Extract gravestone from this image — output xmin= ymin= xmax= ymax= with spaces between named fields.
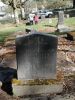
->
xmin=13 ymin=32 xmax=63 ymax=97
xmin=57 ymin=11 xmax=70 ymax=32
xmin=16 ymin=32 xmax=58 ymax=80
xmin=58 ymin=11 xmax=64 ymax=26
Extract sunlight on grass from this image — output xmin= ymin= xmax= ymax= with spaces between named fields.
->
xmin=0 ymin=24 xmax=26 ymax=42
xmin=65 ymin=17 xmax=75 ymax=27
xmin=24 ymin=18 xmax=57 ymax=31
xmin=0 ymin=17 xmax=75 ymax=43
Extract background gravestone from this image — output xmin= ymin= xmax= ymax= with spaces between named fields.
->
xmin=58 ymin=11 xmax=64 ymax=26
xmin=16 ymin=33 xmax=58 ymax=80
xmin=57 ymin=11 xmax=70 ymax=32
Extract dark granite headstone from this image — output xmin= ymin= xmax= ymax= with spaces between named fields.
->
xmin=16 ymin=33 xmax=58 ymax=80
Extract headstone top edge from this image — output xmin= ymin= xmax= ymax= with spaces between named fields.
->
xmin=16 ymin=32 xmax=58 ymax=39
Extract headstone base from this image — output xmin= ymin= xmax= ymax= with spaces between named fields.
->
xmin=12 ymin=69 xmax=64 ymax=96
xmin=12 ymin=84 xmax=63 ymax=97
xmin=57 ymin=25 xmax=71 ymax=32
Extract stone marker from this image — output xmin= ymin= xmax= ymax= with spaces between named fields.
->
xmin=16 ymin=32 xmax=58 ymax=80
xmin=58 ymin=11 xmax=64 ymax=26
xmin=13 ymin=32 xmax=63 ymax=96
xmin=57 ymin=11 xmax=70 ymax=32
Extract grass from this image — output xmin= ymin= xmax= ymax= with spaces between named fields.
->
xmin=0 ymin=17 xmax=75 ymax=43
xmin=0 ymin=24 xmax=25 ymax=43
xmin=26 ymin=18 xmax=57 ymax=30
xmin=65 ymin=17 xmax=75 ymax=27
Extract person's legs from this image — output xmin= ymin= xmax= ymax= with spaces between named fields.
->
xmin=35 ymin=21 xmax=38 ymax=24
xmin=30 ymin=21 xmax=33 ymax=25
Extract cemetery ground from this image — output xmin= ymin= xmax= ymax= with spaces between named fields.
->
xmin=0 ymin=17 xmax=75 ymax=100
xmin=0 ymin=17 xmax=75 ymax=43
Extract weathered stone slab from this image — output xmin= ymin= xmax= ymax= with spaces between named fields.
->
xmin=12 ymin=84 xmax=63 ymax=96
xmin=57 ymin=11 xmax=70 ymax=32
xmin=16 ymin=33 xmax=58 ymax=80
xmin=58 ymin=11 xmax=64 ymax=25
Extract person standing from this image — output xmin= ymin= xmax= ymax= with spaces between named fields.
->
xmin=34 ymin=13 xmax=39 ymax=24
xmin=29 ymin=13 xmax=34 ymax=25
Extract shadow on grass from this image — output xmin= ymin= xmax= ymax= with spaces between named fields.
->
xmin=43 ymin=25 xmax=55 ymax=27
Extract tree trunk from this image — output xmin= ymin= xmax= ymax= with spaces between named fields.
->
xmin=13 ymin=0 xmax=19 ymax=24
xmin=20 ymin=0 xmax=25 ymax=19
xmin=14 ymin=9 xmax=19 ymax=24
xmin=20 ymin=7 xmax=25 ymax=19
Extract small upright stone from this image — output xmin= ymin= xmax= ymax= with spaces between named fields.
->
xmin=57 ymin=11 xmax=70 ymax=32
